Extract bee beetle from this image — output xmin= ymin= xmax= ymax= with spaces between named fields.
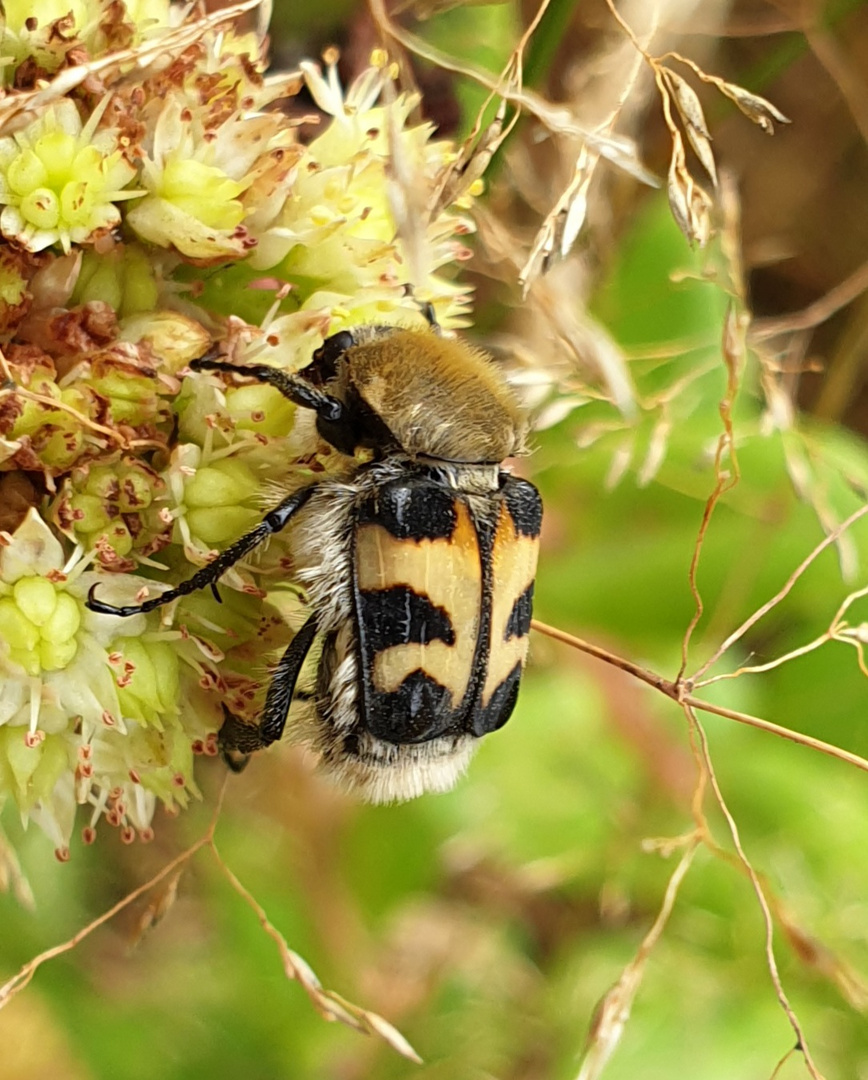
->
xmin=87 ymin=312 xmax=542 ymax=803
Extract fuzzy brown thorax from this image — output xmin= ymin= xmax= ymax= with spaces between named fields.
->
xmin=340 ymin=330 xmax=526 ymax=464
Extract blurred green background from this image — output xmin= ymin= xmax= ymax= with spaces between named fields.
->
xmin=3 ymin=1 xmax=868 ymax=1078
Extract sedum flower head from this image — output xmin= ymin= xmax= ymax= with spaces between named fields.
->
xmin=51 ymin=456 xmax=172 ymax=570
xmin=125 ymin=73 xmax=297 ymax=262
xmin=0 ymin=509 xmax=205 ymax=854
xmin=0 ymin=15 xmax=485 ymax=852
xmin=0 ymin=0 xmax=172 ymax=85
xmin=0 ymin=99 xmax=142 ymax=253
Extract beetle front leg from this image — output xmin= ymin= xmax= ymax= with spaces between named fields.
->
xmin=86 ymin=484 xmax=316 ymax=617
xmin=191 ymin=354 xmax=346 ymax=425
xmin=220 ymin=611 xmax=319 ymax=765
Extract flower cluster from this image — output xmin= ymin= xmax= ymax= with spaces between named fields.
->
xmin=0 ymin=3 xmax=477 ymax=855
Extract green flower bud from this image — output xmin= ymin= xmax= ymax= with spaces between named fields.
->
xmin=2 ymin=726 xmax=41 ymax=795
xmin=20 ymin=188 xmax=61 ymax=229
xmin=102 ymin=521 xmax=134 ymax=557
xmin=118 ymin=469 xmax=153 ymax=512
xmin=115 ymin=638 xmax=181 ymax=726
xmin=84 ymin=469 xmax=119 ymax=500
xmin=0 ymin=727 xmax=69 ymax=808
xmin=74 ymin=245 xmax=160 ymax=318
xmin=0 ymin=575 xmax=81 ymax=674
xmin=38 ymin=131 xmax=78 ymax=186
xmin=225 ymin=383 xmax=296 ymax=436
xmin=41 ymin=592 xmax=82 ymax=644
xmin=8 ymin=648 xmax=39 ymax=676
xmin=119 ymin=311 xmax=211 ymax=375
xmin=134 ymin=727 xmax=197 ymax=804
xmin=184 ymin=460 xmax=255 ymax=508
xmin=51 ymin=458 xmax=171 ymax=565
xmin=180 ymin=457 xmax=261 ymax=544
xmin=91 ymin=367 xmax=149 ymax=406
xmin=0 ymin=262 xmax=26 ymax=305
xmin=0 ymin=248 xmax=31 ymax=333
xmin=74 ymin=251 xmax=123 ymax=312
xmin=120 ymin=246 xmax=160 ymax=315
xmin=0 ymin=597 xmax=40 ymax=651
xmin=69 ymin=492 xmax=113 ymax=533
xmin=31 ymin=733 xmax=69 ymax=802
xmin=186 ymin=505 xmax=259 ymax=545
xmin=13 ymin=576 xmax=57 ymax=626
xmin=39 ymin=636 xmax=78 ymax=672
xmin=84 ymin=355 xmax=169 ymax=431
xmin=4 ymin=361 xmax=62 ymax=438
xmin=40 ymin=422 xmax=85 ymax=471
xmin=7 ymin=149 xmax=49 ymax=193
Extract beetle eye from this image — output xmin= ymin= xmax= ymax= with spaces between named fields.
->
xmin=328 ymin=330 xmax=355 ymax=352
xmin=312 ymin=330 xmax=355 ymax=372
xmin=303 ymin=330 xmax=356 ymax=385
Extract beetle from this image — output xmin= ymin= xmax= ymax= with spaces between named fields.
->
xmin=87 ymin=313 xmax=542 ymax=802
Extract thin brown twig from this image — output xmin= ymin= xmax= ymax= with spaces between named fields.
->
xmin=696 ymin=582 xmax=868 ymax=687
xmin=695 ymin=632 xmax=833 ymax=685
xmin=576 ymin=836 xmax=699 ymax=1080
xmin=532 ymin=619 xmax=674 ymax=694
xmin=690 ymin=503 xmax=868 ymax=682
xmin=682 ymin=696 xmax=868 ymax=773
xmin=602 ymin=0 xmax=653 ymax=60
xmin=531 ymin=620 xmax=868 ymax=774
xmin=0 ymin=779 xmax=420 ymax=1064
xmin=208 ymin=839 xmax=422 ymax=1062
xmin=515 ymin=0 xmax=555 ymax=64
xmin=837 ymin=632 xmax=868 ymax=678
xmin=0 ymin=783 xmax=228 ymax=1008
xmin=768 ymin=1045 xmax=802 ymax=1080
xmin=0 ymin=351 xmax=133 ymax=448
xmin=676 ymin=453 xmax=729 ymax=680
xmin=679 ymin=304 xmax=745 ymax=679
xmin=751 ymin=259 xmax=868 ymax=342
xmin=685 ymin=705 xmax=827 ymax=1080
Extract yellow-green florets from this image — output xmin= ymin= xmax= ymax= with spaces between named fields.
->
xmin=0 ymin=574 xmax=82 ymax=675
xmin=0 ymin=100 xmax=142 ymax=253
xmin=0 ymin=12 xmax=481 ymax=853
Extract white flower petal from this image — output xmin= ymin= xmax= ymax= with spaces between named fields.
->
xmin=0 ymin=508 xmax=65 ymax=582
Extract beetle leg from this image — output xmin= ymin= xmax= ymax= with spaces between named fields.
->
xmin=419 ymin=300 xmax=441 ymax=333
xmin=219 ymin=611 xmax=319 ymax=763
xmin=400 ymin=284 xmax=441 ymax=334
xmin=86 ymin=484 xmax=316 ymax=617
xmin=191 ymin=355 xmax=345 ymax=424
